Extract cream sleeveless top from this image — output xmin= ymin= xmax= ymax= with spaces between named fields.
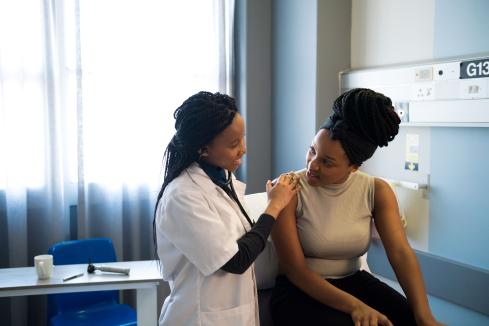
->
xmin=296 ymin=169 xmax=375 ymax=279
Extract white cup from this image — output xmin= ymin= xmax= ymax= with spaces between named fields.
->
xmin=34 ymin=254 xmax=53 ymax=280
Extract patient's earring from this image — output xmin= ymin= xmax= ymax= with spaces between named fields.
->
xmin=350 ymin=165 xmax=359 ymax=173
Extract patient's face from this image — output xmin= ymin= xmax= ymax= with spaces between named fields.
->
xmin=305 ymin=129 xmax=356 ymax=187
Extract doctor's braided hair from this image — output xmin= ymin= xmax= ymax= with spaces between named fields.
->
xmin=320 ymin=88 xmax=400 ymax=166
xmin=153 ymin=91 xmax=238 ymax=260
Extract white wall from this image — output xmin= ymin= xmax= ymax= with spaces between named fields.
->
xmin=351 ymin=0 xmax=435 ymax=68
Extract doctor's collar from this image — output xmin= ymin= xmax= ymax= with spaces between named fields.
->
xmin=198 ymin=161 xmax=231 ymax=187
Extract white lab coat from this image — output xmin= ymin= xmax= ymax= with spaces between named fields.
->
xmin=155 ymin=163 xmax=260 ymax=326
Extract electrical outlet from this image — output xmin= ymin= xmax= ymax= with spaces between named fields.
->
xmin=460 ymin=79 xmax=487 ymax=99
xmin=411 ymin=83 xmax=435 ymax=100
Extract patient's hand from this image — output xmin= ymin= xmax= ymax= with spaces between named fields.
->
xmin=350 ymin=302 xmax=393 ymax=326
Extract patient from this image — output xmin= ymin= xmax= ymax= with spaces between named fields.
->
xmin=271 ymin=89 xmax=444 ymax=326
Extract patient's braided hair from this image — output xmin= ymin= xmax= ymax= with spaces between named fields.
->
xmin=321 ymin=88 xmax=400 ymax=166
xmin=153 ymin=91 xmax=238 ymax=260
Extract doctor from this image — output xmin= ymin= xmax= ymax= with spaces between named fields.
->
xmin=153 ymin=91 xmax=300 ymax=325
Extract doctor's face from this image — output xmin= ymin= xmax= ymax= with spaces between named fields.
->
xmin=305 ymin=129 xmax=356 ymax=187
xmin=204 ymin=113 xmax=246 ymax=172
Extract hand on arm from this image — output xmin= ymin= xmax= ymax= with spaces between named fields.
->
xmin=373 ymin=179 xmax=445 ymax=326
xmin=272 ymin=196 xmax=392 ymax=326
xmin=264 ymin=172 xmax=301 ymax=218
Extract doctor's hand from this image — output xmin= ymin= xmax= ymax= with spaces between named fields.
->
xmin=264 ymin=172 xmax=300 ymax=219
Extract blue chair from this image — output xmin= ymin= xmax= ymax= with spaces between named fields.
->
xmin=48 ymin=238 xmax=137 ymax=326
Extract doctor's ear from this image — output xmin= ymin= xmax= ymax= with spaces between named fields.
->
xmin=198 ymin=147 xmax=209 ymax=159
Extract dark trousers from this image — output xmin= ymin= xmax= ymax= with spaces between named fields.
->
xmin=270 ymin=270 xmax=416 ymax=326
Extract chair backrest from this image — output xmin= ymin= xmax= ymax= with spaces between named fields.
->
xmin=48 ymin=238 xmax=119 ymax=317
xmin=244 ymin=192 xmax=268 ymax=222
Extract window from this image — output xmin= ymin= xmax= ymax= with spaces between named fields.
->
xmin=0 ymin=0 xmax=234 ymax=189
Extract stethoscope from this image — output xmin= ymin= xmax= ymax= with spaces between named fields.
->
xmin=212 ymin=171 xmax=255 ymax=228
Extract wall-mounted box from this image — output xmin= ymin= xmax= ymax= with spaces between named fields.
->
xmin=340 ymin=55 xmax=489 ymax=127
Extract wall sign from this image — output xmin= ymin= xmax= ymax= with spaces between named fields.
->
xmin=404 ymin=134 xmax=419 ymax=171
xmin=460 ymin=57 xmax=489 ymax=79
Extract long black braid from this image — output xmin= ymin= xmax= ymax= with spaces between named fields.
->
xmin=153 ymin=91 xmax=238 ymax=261
xmin=321 ymin=88 xmax=401 ymax=166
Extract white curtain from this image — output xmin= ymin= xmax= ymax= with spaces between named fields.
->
xmin=0 ymin=0 xmax=234 ymax=324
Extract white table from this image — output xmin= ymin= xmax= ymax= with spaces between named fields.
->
xmin=0 ymin=260 xmax=162 ymax=326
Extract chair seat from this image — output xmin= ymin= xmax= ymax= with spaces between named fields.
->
xmin=50 ymin=302 xmax=137 ymax=326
